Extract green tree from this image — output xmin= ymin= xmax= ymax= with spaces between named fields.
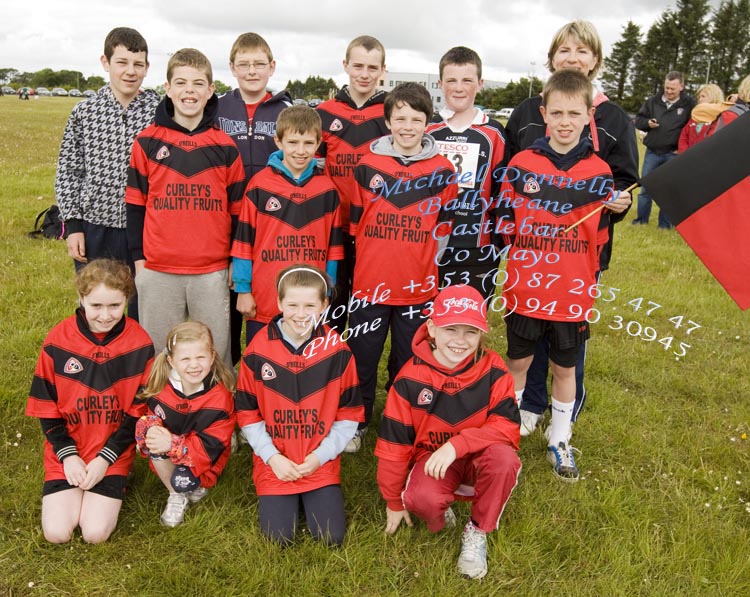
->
xmin=601 ymin=21 xmax=642 ymax=105
xmin=673 ymin=0 xmax=712 ymax=87
xmin=476 ymin=76 xmax=544 ymax=110
xmin=83 ymin=75 xmax=106 ymax=90
xmin=706 ymin=0 xmax=750 ymax=92
xmin=285 ymin=76 xmax=338 ymax=100
xmin=0 ymin=68 xmax=19 ymax=84
xmin=631 ymin=11 xmax=680 ymax=108
xmin=214 ymin=80 xmax=230 ymax=95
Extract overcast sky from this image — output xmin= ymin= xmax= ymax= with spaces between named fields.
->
xmin=1 ymin=0 xmax=721 ymax=90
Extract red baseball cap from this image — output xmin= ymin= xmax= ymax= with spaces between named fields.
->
xmin=428 ymin=285 xmax=488 ymax=332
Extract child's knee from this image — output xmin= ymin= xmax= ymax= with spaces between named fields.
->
xmin=403 ymin=485 xmax=450 ymax=518
xmin=476 ymin=443 xmax=522 ymax=477
xmin=43 ymin=524 xmax=74 ymax=544
xmin=81 ymin=526 xmax=114 ymax=544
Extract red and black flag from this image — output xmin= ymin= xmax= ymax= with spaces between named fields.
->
xmin=640 ymin=113 xmax=750 ymax=309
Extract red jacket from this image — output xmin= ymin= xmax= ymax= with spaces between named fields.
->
xmin=375 ymin=324 xmax=519 ymax=510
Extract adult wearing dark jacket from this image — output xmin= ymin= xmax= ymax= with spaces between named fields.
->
xmin=633 ymin=71 xmax=696 ymax=228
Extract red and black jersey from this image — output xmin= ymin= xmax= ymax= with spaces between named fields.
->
xmin=427 ymin=113 xmax=507 ymax=248
xmin=126 ymin=96 xmax=246 ymax=275
xmin=26 ymin=311 xmax=154 ymax=482
xmin=235 ymin=317 xmax=364 ymax=495
xmin=351 ymin=150 xmax=458 ymax=305
xmin=499 ymin=146 xmax=611 ymax=321
xmin=375 ymin=324 xmax=519 ymax=510
xmin=231 ymin=165 xmax=344 ymax=322
xmin=142 ymin=380 xmax=235 ymax=488
xmin=317 ymin=88 xmax=389 ymax=231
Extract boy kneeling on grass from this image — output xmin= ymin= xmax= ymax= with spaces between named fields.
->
xmin=375 ymin=285 xmax=521 ymax=579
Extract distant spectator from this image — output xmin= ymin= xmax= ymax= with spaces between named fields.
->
xmin=633 ymin=71 xmax=696 ymax=229
xmin=707 ymin=74 xmax=750 ymax=136
xmin=678 ymin=83 xmax=724 ymax=152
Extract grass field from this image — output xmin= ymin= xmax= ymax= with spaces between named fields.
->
xmin=1 ymin=95 xmax=749 ymax=596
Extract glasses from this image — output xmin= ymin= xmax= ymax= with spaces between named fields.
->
xmin=233 ymin=61 xmax=270 ymax=72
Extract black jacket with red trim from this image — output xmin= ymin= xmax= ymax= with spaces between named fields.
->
xmin=375 ymin=323 xmax=519 ymax=510
xmin=235 ymin=317 xmax=364 ymax=495
xmin=26 ymin=310 xmax=154 ymax=481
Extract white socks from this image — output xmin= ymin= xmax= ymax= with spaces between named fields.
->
xmin=548 ymin=397 xmax=574 ymax=446
xmin=515 ymin=389 xmax=524 ymax=408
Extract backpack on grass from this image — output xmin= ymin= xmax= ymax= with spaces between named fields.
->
xmin=28 ymin=205 xmax=64 ymax=240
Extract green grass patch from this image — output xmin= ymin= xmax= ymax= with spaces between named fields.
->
xmin=1 ymin=96 xmax=749 ymax=595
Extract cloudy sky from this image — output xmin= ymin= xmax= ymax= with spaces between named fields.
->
xmin=1 ymin=0 xmax=719 ymax=89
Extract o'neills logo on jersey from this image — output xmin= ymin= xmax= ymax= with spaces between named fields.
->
xmin=63 ymin=357 xmax=83 ymax=374
xmin=261 ymin=363 xmax=277 ymax=380
xmin=418 ymin=388 xmax=433 ymax=405
xmin=330 ymin=118 xmax=343 ymax=132
xmin=156 ymin=146 xmax=170 ymax=160
xmin=265 ymin=197 xmax=282 ymax=211
xmin=369 ymin=174 xmax=384 ymax=190
xmin=523 ymin=179 xmax=540 ymax=194
xmin=441 ymin=297 xmax=480 ymax=312
xmin=154 ymin=404 xmax=166 ymax=420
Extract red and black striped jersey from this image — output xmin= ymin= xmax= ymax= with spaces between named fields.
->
xmin=231 ymin=165 xmax=344 ymax=322
xmin=235 ymin=317 xmax=364 ymax=495
xmin=375 ymin=324 xmax=519 ymax=510
xmin=427 ymin=114 xmax=507 ymax=248
xmin=26 ymin=311 xmax=154 ymax=482
xmin=317 ymin=88 xmax=389 ymax=232
xmin=126 ymin=100 xmax=246 ymax=275
xmin=141 ymin=380 xmax=235 ymax=488
xmin=351 ymin=150 xmax=458 ymax=305
xmin=499 ymin=147 xmax=611 ymax=321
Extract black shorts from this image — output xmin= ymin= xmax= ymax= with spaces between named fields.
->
xmin=42 ymin=475 xmax=128 ymax=500
xmin=505 ymin=313 xmax=589 ymax=368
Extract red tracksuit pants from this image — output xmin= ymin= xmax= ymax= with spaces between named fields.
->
xmin=402 ymin=443 xmax=521 ymax=533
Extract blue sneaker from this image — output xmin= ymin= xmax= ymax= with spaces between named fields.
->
xmin=457 ymin=521 xmax=487 ymax=579
xmin=546 ymin=441 xmax=580 ymax=482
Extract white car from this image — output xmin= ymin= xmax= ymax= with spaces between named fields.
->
xmin=497 ymin=108 xmax=514 ymax=119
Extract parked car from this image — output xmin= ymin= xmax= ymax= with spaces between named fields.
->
xmin=482 ymin=108 xmax=497 ymax=118
xmin=82 ymin=90 xmax=96 ymax=98
xmin=36 ymin=87 xmax=52 ymax=96
xmin=52 ymin=87 xmax=68 ymax=96
xmin=2 ymin=85 xmax=15 ymax=95
xmin=292 ymin=98 xmax=307 ymax=105
xmin=497 ymin=107 xmax=514 ymax=119
xmin=68 ymin=89 xmax=82 ymax=97
xmin=307 ymin=98 xmax=323 ymax=107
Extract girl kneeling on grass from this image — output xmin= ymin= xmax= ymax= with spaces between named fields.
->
xmin=375 ymin=285 xmax=521 ymax=579
xmin=26 ymin=259 xmax=154 ymax=543
xmin=135 ymin=321 xmax=236 ymax=528
xmin=235 ymin=265 xmax=363 ymax=546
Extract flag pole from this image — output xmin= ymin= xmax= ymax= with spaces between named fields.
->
xmin=563 ymin=182 xmax=640 ymax=234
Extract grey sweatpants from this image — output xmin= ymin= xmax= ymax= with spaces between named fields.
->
xmin=136 ymin=268 xmax=232 ymax=368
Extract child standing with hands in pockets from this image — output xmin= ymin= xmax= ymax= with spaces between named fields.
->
xmin=135 ymin=322 xmax=236 ymax=527
xmin=375 ymin=285 xmax=521 ymax=579
xmin=235 ymin=265 xmax=363 ymax=546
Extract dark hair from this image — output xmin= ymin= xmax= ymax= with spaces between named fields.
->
xmin=75 ymin=259 xmax=135 ymax=300
xmin=103 ymin=27 xmax=148 ymax=61
xmin=666 ymin=71 xmax=684 ymax=83
xmin=384 ymin=82 xmax=433 ymax=122
xmin=276 ymin=105 xmax=322 ymax=141
xmin=439 ymin=46 xmax=482 ymax=80
xmin=542 ymin=69 xmax=593 ymax=109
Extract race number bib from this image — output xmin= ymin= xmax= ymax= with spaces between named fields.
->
xmin=435 ymin=141 xmax=480 ymax=189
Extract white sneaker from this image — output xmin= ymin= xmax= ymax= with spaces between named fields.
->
xmin=520 ymin=410 xmax=542 ymax=436
xmin=186 ymin=486 xmax=209 ymax=504
xmin=444 ymin=506 xmax=457 ymax=529
xmin=160 ymin=493 xmax=189 ymax=527
xmin=457 ymin=521 xmax=488 ymax=579
xmin=543 ymin=423 xmax=573 ymax=444
xmin=344 ymin=428 xmax=367 ymax=453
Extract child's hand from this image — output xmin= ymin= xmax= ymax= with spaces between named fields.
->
xmin=79 ymin=455 xmax=109 ymax=490
xmin=385 ymin=508 xmax=413 ymax=535
xmin=603 ymin=190 xmax=632 ymax=214
xmin=296 ymin=454 xmax=321 ymax=476
xmin=268 ymin=454 xmax=302 ymax=482
xmin=424 ymin=442 xmax=457 ymax=480
xmin=62 ymin=455 xmax=87 ymax=487
xmin=236 ymin=293 xmax=257 ymax=318
xmin=145 ymin=425 xmax=172 ymax=454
